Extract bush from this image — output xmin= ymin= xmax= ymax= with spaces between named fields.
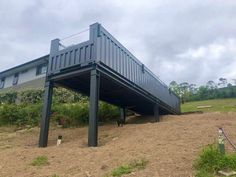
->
xmin=19 ymin=89 xmax=44 ymax=104
xmin=52 ymin=102 xmax=89 ymax=127
xmin=0 ymin=104 xmax=42 ymax=126
xmin=52 ymin=101 xmax=119 ymax=127
xmin=195 ymin=144 xmax=236 ymax=176
xmin=0 ymin=89 xmax=119 ymax=127
xmin=0 ymin=91 xmax=17 ymax=104
xmin=0 ymin=88 xmax=86 ymax=105
xmin=99 ymin=102 xmax=119 ymax=122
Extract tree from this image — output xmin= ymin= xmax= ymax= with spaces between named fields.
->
xmin=189 ymin=84 xmax=197 ymax=94
xmin=207 ymin=80 xmax=217 ymax=89
xmin=169 ymin=81 xmax=181 ymax=96
xmin=179 ymin=82 xmax=190 ymax=104
xmin=227 ymin=83 xmax=233 ymax=87
xmin=218 ymin=78 xmax=227 ymax=88
xmin=232 ymin=79 xmax=236 ymax=86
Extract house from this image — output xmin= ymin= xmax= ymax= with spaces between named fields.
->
xmin=0 ymin=55 xmax=49 ymax=92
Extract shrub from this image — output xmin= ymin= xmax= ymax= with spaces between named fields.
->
xmin=53 ymin=88 xmax=76 ymax=104
xmin=0 ymin=91 xmax=17 ymax=104
xmin=0 ymin=87 xmax=119 ymax=127
xmin=194 ymin=144 xmax=236 ymax=176
xmin=99 ymin=102 xmax=119 ymax=122
xmin=0 ymin=88 xmax=87 ymax=105
xmin=52 ymin=102 xmax=89 ymax=127
xmin=52 ymin=101 xmax=119 ymax=127
xmin=0 ymin=104 xmax=42 ymax=126
xmin=19 ymin=90 xmax=44 ymax=104
xmin=0 ymin=104 xmax=20 ymax=125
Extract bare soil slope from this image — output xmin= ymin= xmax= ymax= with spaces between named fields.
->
xmin=1 ymin=112 xmax=236 ymax=177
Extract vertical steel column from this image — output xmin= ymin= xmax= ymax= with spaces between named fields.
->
xmin=39 ymin=81 xmax=54 ymax=147
xmin=39 ymin=38 xmax=59 ymax=147
xmin=120 ymin=107 xmax=126 ymax=123
xmin=88 ymin=69 xmax=100 ymax=147
xmin=154 ymin=104 xmax=160 ymax=122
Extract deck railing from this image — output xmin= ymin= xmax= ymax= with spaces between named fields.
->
xmin=48 ymin=23 xmax=180 ymax=113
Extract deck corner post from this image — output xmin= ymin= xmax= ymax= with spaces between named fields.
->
xmin=88 ymin=69 xmax=100 ymax=147
xmin=39 ymin=80 xmax=54 ymax=147
xmin=120 ymin=107 xmax=126 ymax=124
xmin=154 ymin=104 xmax=160 ymax=122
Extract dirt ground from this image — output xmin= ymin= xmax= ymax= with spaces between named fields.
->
xmin=1 ymin=112 xmax=236 ymax=177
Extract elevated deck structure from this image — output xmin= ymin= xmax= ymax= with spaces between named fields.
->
xmin=39 ymin=23 xmax=180 ymax=147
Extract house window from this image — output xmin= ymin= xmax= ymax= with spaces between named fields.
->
xmin=12 ymin=73 xmax=19 ymax=85
xmin=0 ymin=78 xmax=5 ymax=89
xmin=21 ymin=69 xmax=28 ymax=74
xmin=36 ymin=64 xmax=47 ymax=75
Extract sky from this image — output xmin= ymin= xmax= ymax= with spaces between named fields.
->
xmin=0 ymin=0 xmax=236 ymax=86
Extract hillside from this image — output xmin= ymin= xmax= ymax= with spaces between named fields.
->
xmin=1 ymin=112 xmax=236 ymax=177
xmin=181 ymin=98 xmax=236 ymax=113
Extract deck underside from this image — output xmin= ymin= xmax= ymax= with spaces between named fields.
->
xmin=52 ymin=64 xmax=174 ymax=115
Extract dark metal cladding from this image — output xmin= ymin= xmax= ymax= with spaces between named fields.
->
xmin=48 ymin=22 xmax=180 ymax=114
xmin=39 ymin=22 xmax=181 ymax=148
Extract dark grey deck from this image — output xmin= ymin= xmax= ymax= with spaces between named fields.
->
xmin=39 ymin=23 xmax=180 ymax=147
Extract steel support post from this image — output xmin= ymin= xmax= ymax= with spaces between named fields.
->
xmin=39 ymin=81 xmax=54 ymax=147
xmin=88 ymin=69 xmax=100 ymax=147
xmin=154 ymin=104 xmax=160 ymax=122
xmin=120 ymin=107 xmax=126 ymax=123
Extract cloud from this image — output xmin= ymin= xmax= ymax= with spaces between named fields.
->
xmin=175 ymin=38 xmax=236 ymax=84
xmin=0 ymin=0 xmax=236 ymax=86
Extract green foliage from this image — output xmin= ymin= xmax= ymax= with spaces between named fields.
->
xmin=0 ymin=88 xmax=85 ymax=105
xmin=53 ymin=88 xmax=77 ymax=103
xmin=19 ymin=89 xmax=44 ymax=104
xmin=0 ymin=104 xmax=42 ymax=126
xmin=194 ymin=145 xmax=236 ymax=176
xmin=99 ymin=102 xmax=119 ymax=122
xmin=0 ymin=91 xmax=17 ymax=104
xmin=31 ymin=155 xmax=49 ymax=166
xmin=0 ymin=88 xmax=119 ymax=127
xmin=52 ymin=101 xmax=119 ymax=127
xmin=111 ymin=165 xmax=133 ymax=177
xmin=109 ymin=159 xmax=148 ymax=177
xmin=195 ymin=170 xmax=213 ymax=177
xmin=52 ymin=102 xmax=89 ymax=127
xmin=169 ymin=80 xmax=236 ymax=103
xmin=51 ymin=175 xmax=60 ymax=177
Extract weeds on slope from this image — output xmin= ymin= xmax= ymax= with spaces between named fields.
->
xmin=105 ymin=159 xmax=148 ymax=177
xmin=31 ymin=155 xmax=49 ymax=166
xmin=194 ymin=144 xmax=236 ymax=177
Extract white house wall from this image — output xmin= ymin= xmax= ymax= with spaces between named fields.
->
xmin=2 ymin=67 xmax=46 ymax=89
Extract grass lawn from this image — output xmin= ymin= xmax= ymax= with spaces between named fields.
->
xmin=181 ymin=98 xmax=236 ymax=113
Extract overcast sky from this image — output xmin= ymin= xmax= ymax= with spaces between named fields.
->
xmin=0 ymin=0 xmax=236 ymax=86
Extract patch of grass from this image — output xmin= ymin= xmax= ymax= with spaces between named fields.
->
xmin=108 ymin=159 xmax=148 ymax=177
xmin=181 ymin=98 xmax=236 ymax=113
xmin=31 ymin=155 xmax=49 ymax=166
xmin=51 ymin=175 xmax=60 ymax=177
xmin=195 ymin=169 xmax=214 ymax=177
xmin=194 ymin=144 xmax=236 ymax=177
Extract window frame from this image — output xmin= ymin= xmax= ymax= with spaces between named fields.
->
xmin=36 ymin=64 xmax=47 ymax=76
xmin=12 ymin=73 xmax=19 ymax=85
xmin=0 ymin=78 xmax=5 ymax=89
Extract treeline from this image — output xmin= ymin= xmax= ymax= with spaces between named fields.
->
xmin=169 ymin=78 xmax=236 ymax=103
